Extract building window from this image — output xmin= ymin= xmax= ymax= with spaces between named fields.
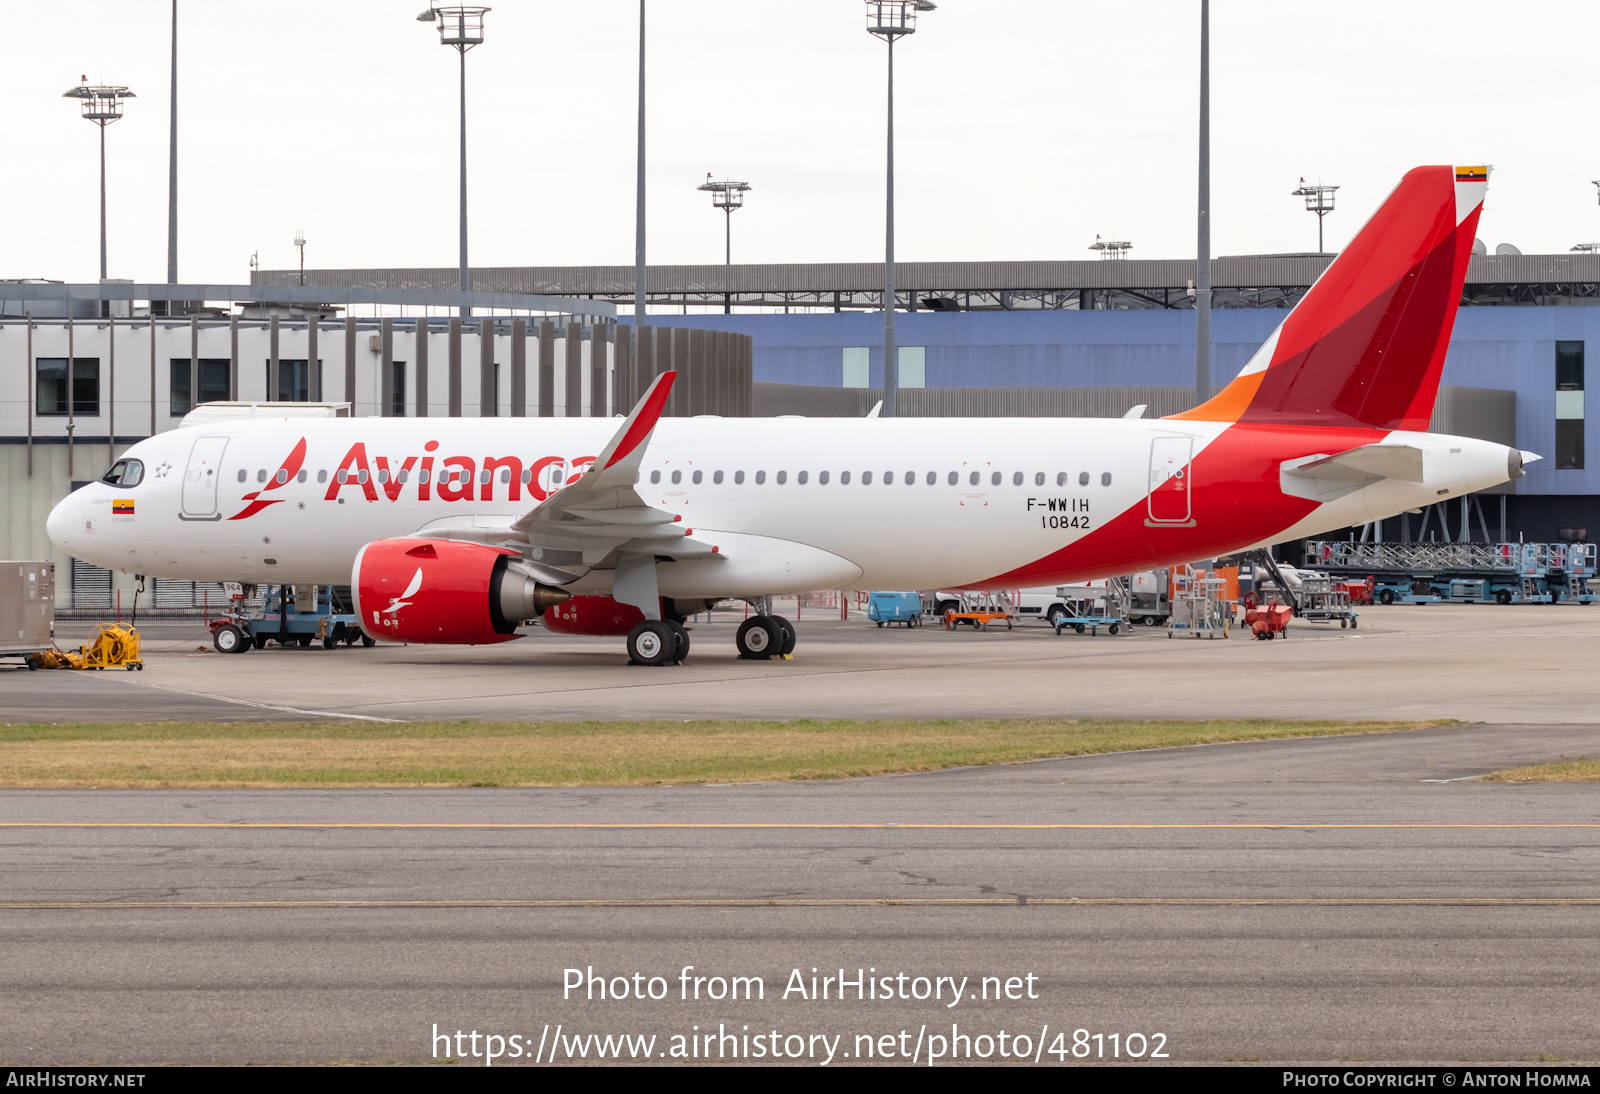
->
xmin=171 ymin=359 xmax=231 ymax=415
xmin=898 ymin=346 xmax=926 ymax=388
xmin=393 ymin=361 xmax=407 ymax=417
xmin=36 ymin=358 xmax=99 ymax=416
xmin=843 ymin=347 xmax=870 ymax=388
xmin=1557 ymin=340 xmax=1584 ymax=470
xmin=267 ymin=359 xmax=311 ymax=402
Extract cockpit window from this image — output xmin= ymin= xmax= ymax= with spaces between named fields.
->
xmin=101 ymin=459 xmax=144 ymax=487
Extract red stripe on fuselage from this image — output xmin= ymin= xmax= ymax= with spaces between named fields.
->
xmin=973 ymin=422 xmax=1387 ymax=587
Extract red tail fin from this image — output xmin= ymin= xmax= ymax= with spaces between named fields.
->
xmin=1172 ymin=165 xmax=1487 ymax=430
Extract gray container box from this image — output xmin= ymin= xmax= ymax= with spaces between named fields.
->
xmin=0 ymin=561 xmax=56 ymax=657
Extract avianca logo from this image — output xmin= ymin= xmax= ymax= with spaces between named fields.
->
xmin=322 ymin=441 xmax=596 ymax=505
xmin=224 ymin=439 xmax=596 ymax=519
xmin=378 ymin=567 xmax=423 ymax=624
xmin=227 ymin=438 xmax=307 ymax=520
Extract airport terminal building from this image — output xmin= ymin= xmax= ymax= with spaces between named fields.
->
xmin=5 ymin=251 xmax=1598 ymax=605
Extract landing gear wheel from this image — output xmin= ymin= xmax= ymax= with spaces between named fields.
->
xmin=768 ymin=615 xmax=797 ymax=656
xmin=736 ymin=616 xmax=780 ymax=660
xmin=627 ymin=620 xmax=675 ymax=666
xmin=214 ymin=623 xmax=247 ymax=654
xmin=1378 ymin=589 xmax=1395 ymax=605
xmin=666 ymin=620 xmax=690 ymax=664
xmin=252 ymin=632 xmax=269 ymax=650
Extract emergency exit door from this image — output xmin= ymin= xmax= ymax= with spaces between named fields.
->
xmin=181 ymin=436 xmax=228 ymax=519
xmin=1147 ymin=436 xmax=1194 ymax=525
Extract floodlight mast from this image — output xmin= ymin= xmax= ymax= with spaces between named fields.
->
xmin=866 ymin=0 xmax=935 ymax=419
xmin=294 ymin=229 xmax=307 ymax=287
xmin=418 ymin=6 xmax=490 ymax=317
xmin=698 ymin=176 xmax=753 ymax=313
xmin=1292 ymin=177 xmax=1340 ymax=254
xmin=62 ymin=78 xmax=135 ymax=281
xmin=1088 ymin=235 xmax=1133 ymax=260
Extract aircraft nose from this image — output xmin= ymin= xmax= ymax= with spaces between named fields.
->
xmin=46 ymin=492 xmax=78 ymax=552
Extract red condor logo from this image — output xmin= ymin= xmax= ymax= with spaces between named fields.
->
xmin=226 ymin=438 xmax=596 ymax=520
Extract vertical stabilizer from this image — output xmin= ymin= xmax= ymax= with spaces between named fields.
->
xmin=1170 ymin=165 xmax=1488 ymax=429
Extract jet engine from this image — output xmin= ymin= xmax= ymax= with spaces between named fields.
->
xmin=352 ymin=538 xmax=570 ymax=645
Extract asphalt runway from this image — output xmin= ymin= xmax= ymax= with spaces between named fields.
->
xmin=5 ymin=725 xmax=1600 ymax=1064
xmin=19 ymin=602 xmax=1600 ymax=723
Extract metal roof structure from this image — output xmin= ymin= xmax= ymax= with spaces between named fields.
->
xmin=253 ymin=254 xmax=1600 ymax=312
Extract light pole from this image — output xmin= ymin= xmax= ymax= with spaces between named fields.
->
xmin=636 ymin=0 xmax=647 ymax=327
xmin=168 ymin=0 xmax=178 ymax=284
xmin=865 ymin=0 xmax=934 ymax=419
xmin=1194 ymin=0 xmax=1211 ymax=405
xmin=698 ymin=175 xmax=752 ymax=314
xmin=418 ymin=5 xmax=490 ymax=317
xmin=294 ymin=229 xmax=307 ymax=287
xmin=62 ymin=78 xmax=135 ymax=282
xmin=1292 ymin=178 xmax=1339 ymax=253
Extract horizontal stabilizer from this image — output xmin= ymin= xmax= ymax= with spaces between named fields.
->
xmin=1280 ymin=444 xmax=1424 ymax=502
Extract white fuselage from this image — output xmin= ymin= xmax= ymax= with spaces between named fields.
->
xmin=47 ymin=415 xmax=1517 ymax=596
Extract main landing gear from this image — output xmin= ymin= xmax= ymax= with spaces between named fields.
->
xmin=735 ymin=614 xmax=795 ymax=660
xmin=626 ymin=619 xmax=690 ymax=666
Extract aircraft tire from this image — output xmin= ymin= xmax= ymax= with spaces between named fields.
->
xmin=628 ymin=620 xmax=675 ymax=666
xmin=666 ymin=620 xmax=690 ymax=664
xmin=736 ymin=616 xmax=780 ymax=660
xmin=768 ymin=615 xmax=797 ymax=656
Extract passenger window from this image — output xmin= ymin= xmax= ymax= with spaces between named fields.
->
xmin=417 ymin=469 xmax=428 ymax=484
xmin=1013 ymin=472 xmax=1023 ymax=486
xmin=479 ymin=469 xmax=491 ymax=484
xmin=257 ymin=469 xmax=268 ymax=483
xmin=357 ymin=469 xmax=369 ymax=484
xmin=296 ymin=470 xmax=307 ymax=483
xmin=1101 ymin=472 xmax=1112 ymax=486
xmin=884 ymin=471 xmax=894 ymax=485
xmin=237 ymin=469 xmax=248 ymax=483
xmin=735 ymin=470 xmax=745 ymax=484
xmin=671 ymin=470 xmax=682 ymax=485
xmin=337 ymin=470 xmax=348 ymax=484
xmin=777 ymin=470 xmax=788 ymax=485
xmin=1057 ymin=472 xmax=1067 ymax=486
xmin=947 ymin=471 xmax=958 ymax=485
xmin=819 ymin=470 xmax=830 ymax=485
xmin=398 ymin=470 xmax=409 ymax=483
xmin=713 ymin=470 xmax=724 ymax=485
xmin=756 ymin=470 xmax=767 ymax=484
xmin=991 ymin=471 xmax=1001 ymax=486
xmin=905 ymin=471 xmax=915 ymax=486
xmin=693 ymin=470 xmax=703 ymax=485
xmin=970 ymin=471 xmax=980 ymax=486
xmin=862 ymin=471 xmax=873 ymax=484
xmin=500 ymin=469 xmax=511 ymax=484
xmin=1079 ymin=472 xmax=1090 ymax=486
xmin=318 ymin=470 xmax=328 ymax=484
xmin=651 ymin=470 xmax=661 ymax=484
xmin=841 ymin=470 xmax=851 ymax=484
xmin=377 ymin=469 xmax=390 ymax=484
xmin=798 ymin=471 xmax=809 ymax=484
xmin=925 ymin=471 xmax=936 ymax=485
xmin=522 ymin=469 xmax=532 ymax=483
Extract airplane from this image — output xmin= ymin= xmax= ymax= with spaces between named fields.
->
xmin=48 ymin=164 xmax=1531 ymax=666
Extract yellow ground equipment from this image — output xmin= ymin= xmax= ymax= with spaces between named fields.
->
xmin=31 ymin=624 xmax=144 ymax=671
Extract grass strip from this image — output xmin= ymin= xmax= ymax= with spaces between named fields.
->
xmin=1485 ymin=758 xmax=1600 ymax=783
xmin=0 ymin=718 xmax=1449 ymax=788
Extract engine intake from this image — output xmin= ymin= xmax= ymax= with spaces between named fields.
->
xmin=352 ymin=538 xmax=570 ymax=645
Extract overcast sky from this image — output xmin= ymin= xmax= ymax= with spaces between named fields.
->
xmin=5 ymin=1 xmax=1599 ymax=287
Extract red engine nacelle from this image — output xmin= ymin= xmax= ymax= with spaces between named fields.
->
xmin=352 ymin=538 xmax=569 ymax=645
xmin=542 ymin=595 xmax=646 ymax=636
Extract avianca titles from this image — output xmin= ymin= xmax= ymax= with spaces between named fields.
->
xmin=48 ymin=165 xmax=1533 ymax=665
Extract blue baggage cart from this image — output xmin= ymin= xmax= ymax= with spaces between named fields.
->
xmin=866 ymin=591 xmax=925 ymax=628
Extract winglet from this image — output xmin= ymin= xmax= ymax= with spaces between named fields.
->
xmin=598 ymin=371 xmax=676 ymax=474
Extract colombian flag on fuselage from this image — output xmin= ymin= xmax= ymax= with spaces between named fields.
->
xmin=112 ymin=499 xmax=134 ymax=515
